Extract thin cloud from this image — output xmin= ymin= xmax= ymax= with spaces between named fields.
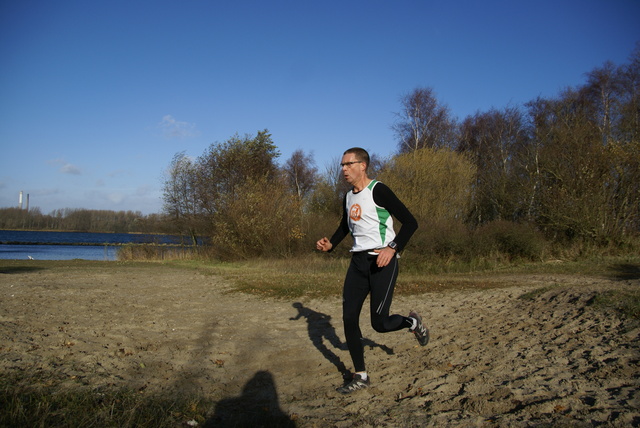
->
xmin=48 ymin=158 xmax=82 ymax=175
xmin=60 ymin=164 xmax=82 ymax=175
xmin=135 ymin=184 xmax=152 ymax=196
xmin=160 ymin=115 xmax=200 ymax=139
xmin=108 ymin=192 xmax=125 ymax=204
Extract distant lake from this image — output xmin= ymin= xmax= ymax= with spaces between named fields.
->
xmin=0 ymin=230 xmax=186 ymax=261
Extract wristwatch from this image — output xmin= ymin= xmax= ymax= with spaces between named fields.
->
xmin=387 ymin=241 xmax=398 ymax=251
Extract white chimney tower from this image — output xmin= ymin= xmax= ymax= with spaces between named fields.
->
xmin=19 ymin=191 xmax=23 ymax=209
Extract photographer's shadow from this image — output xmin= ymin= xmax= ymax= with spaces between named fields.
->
xmin=290 ymin=302 xmax=393 ymax=375
xmin=206 ymin=370 xmax=295 ymax=427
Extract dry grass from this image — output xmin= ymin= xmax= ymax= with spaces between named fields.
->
xmin=0 ymin=370 xmax=210 ymax=428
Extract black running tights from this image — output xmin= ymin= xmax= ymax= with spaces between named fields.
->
xmin=342 ymin=252 xmax=412 ymax=372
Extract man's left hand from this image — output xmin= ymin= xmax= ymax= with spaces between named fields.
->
xmin=374 ymin=247 xmax=396 ymax=267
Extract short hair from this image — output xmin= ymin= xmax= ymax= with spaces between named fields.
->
xmin=344 ymin=147 xmax=370 ymax=170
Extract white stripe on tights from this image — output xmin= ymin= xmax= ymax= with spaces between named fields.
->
xmin=376 ymin=256 xmax=397 ymax=315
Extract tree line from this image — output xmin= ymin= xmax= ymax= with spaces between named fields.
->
xmin=0 ymin=207 xmax=166 ymax=234
xmin=162 ymin=45 xmax=639 ymax=261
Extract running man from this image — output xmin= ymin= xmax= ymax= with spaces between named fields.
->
xmin=316 ymin=147 xmax=429 ymax=395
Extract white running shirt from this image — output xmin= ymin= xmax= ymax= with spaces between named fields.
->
xmin=346 ymin=180 xmax=396 ymax=252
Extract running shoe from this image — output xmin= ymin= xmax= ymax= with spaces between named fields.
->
xmin=409 ymin=310 xmax=429 ymax=346
xmin=336 ymin=373 xmax=370 ymax=394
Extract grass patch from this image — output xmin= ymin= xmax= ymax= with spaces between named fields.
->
xmin=518 ymin=285 xmax=559 ymax=301
xmin=173 ymin=256 xmax=532 ymax=299
xmin=0 ymin=370 xmax=211 ymax=428
xmin=0 ymin=259 xmax=189 ymax=279
xmin=593 ymin=289 xmax=640 ymax=320
xmin=167 ymin=254 xmax=640 ymax=299
xmin=172 ymin=255 xmax=349 ymax=299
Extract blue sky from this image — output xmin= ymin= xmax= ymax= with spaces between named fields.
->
xmin=1 ymin=0 xmax=639 ymax=215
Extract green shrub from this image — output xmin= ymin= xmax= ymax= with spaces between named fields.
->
xmin=473 ymin=220 xmax=546 ymax=261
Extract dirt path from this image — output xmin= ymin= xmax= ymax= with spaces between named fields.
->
xmin=1 ymin=262 xmax=638 ymax=427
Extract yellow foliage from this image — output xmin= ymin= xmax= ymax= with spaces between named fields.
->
xmin=378 ymin=148 xmax=476 ymax=223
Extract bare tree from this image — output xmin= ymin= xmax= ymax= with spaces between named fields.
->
xmin=162 ymin=151 xmax=200 ymax=244
xmin=308 ymin=158 xmax=348 ymax=217
xmin=392 ymin=87 xmax=457 ymax=153
xmin=283 ymin=149 xmax=318 ymax=202
xmin=526 ymin=87 xmax=614 ymax=239
xmin=584 ymin=61 xmax=621 ymax=145
xmin=458 ymin=106 xmax=529 ymax=224
xmin=616 ymin=43 xmax=640 ymax=143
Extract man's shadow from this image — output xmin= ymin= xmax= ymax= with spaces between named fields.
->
xmin=290 ymin=302 xmax=394 ymax=376
xmin=206 ymin=370 xmax=295 ymax=427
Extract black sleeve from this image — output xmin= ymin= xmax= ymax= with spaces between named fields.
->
xmin=373 ymin=182 xmax=418 ymax=252
xmin=328 ymin=194 xmax=350 ymax=251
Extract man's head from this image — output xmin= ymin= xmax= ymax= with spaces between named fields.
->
xmin=343 ymin=147 xmax=370 ymax=171
xmin=341 ymin=147 xmax=370 ymax=187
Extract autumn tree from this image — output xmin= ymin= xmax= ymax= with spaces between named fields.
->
xmin=378 ymin=148 xmax=475 ymax=223
xmin=526 ymin=88 xmax=617 ymax=240
xmin=195 ymin=130 xmax=280 ymax=218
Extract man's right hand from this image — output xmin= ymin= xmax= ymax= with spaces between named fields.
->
xmin=316 ymin=237 xmax=333 ymax=252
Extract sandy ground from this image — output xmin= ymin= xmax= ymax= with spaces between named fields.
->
xmin=1 ymin=261 xmax=639 ymax=427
